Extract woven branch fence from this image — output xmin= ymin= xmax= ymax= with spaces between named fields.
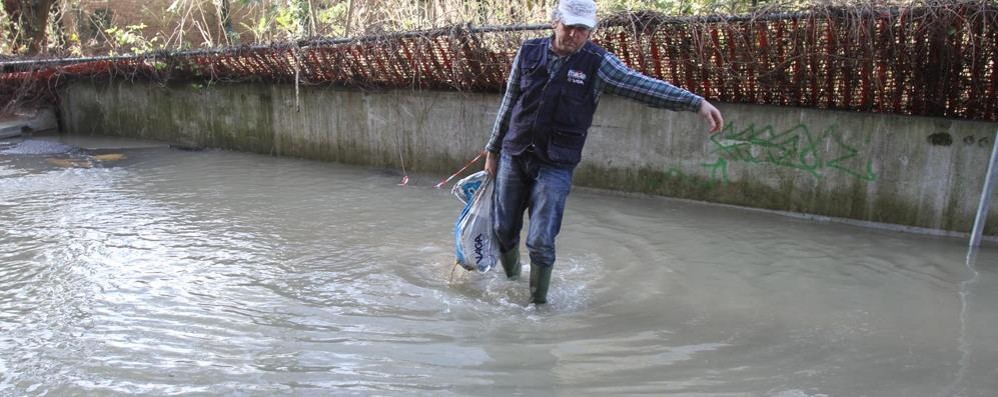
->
xmin=2 ymin=3 xmax=998 ymax=121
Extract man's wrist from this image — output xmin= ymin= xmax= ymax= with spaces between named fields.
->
xmin=690 ymin=95 xmax=704 ymax=112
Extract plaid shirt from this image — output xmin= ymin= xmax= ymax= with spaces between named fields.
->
xmin=485 ymin=39 xmax=703 ymax=153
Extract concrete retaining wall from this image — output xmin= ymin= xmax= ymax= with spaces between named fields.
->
xmin=59 ymin=80 xmax=998 ymax=236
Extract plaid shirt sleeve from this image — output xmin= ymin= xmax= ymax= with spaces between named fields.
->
xmin=596 ymin=52 xmax=703 ymax=112
xmin=485 ymin=48 xmax=523 ymax=153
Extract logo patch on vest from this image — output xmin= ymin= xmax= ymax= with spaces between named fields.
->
xmin=567 ymin=69 xmax=587 ymax=85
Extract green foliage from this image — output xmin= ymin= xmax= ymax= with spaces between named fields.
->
xmin=105 ymin=23 xmax=160 ymax=55
xmin=315 ymin=2 xmax=349 ymax=37
xmin=603 ymin=0 xmax=683 ymax=14
xmin=15 ymin=0 xmax=873 ymax=56
xmin=241 ymin=14 xmax=272 ymax=42
xmin=291 ymin=0 xmax=312 ymax=36
xmin=239 ymin=2 xmax=307 ymax=42
xmin=0 ymin=4 xmax=12 ymax=54
xmin=274 ymin=6 xmax=296 ymax=35
xmin=600 ymin=0 xmax=804 ymax=16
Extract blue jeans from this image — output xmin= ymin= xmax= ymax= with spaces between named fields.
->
xmin=493 ymin=152 xmax=574 ymax=269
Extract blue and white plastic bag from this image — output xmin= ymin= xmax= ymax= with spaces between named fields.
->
xmin=452 ymin=171 xmax=499 ymax=272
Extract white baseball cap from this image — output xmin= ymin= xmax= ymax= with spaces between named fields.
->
xmin=558 ymin=0 xmax=598 ymax=29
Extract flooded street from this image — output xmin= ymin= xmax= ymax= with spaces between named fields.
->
xmin=2 ymin=134 xmax=996 ymax=396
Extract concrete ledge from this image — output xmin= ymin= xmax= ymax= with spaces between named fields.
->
xmin=0 ymin=107 xmax=59 ymax=138
xmin=577 ymin=185 xmax=998 ymax=245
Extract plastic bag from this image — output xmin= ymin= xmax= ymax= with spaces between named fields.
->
xmin=452 ymin=171 xmax=499 ymax=272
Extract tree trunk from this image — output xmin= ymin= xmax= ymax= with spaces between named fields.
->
xmin=291 ymin=0 xmax=311 ymax=38
xmin=344 ymin=0 xmax=354 ymax=37
xmin=3 ymin=0 xmax=57 ymax=55
xmin=216 ymin=0 xmax=237 ymax=44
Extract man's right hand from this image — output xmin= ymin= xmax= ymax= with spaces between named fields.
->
xmin=484 ymin=151 xmax=498 ymax=176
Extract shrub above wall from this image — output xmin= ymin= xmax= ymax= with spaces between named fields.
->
xmin=4 ymin=3 xmax=998 ymax=121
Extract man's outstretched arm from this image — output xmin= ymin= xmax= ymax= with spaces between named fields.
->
xmin=598 ymin=52 xmax=723 ymax=133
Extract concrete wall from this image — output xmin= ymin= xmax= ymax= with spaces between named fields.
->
xmin=59 ymin=81 xmax=998 ymax=236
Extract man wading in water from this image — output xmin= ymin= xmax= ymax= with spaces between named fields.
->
xmin=483 ymin=0 xmax=724 ymax=304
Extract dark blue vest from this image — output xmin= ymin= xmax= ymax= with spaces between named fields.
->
xmin=503 ymin=38 xmax=606 ymax=166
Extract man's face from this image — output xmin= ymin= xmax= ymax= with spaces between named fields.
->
xmin=552 ymin=21 xmax=592 ymax=56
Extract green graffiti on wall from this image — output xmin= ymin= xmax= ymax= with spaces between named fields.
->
xmin=699 ymin=123 xmax=878 ymax=185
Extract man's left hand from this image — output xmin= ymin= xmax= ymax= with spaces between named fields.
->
xmin=698 ymin=100 xmax=724 ymax=134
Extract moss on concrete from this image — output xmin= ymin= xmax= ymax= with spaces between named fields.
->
xmin=572 ymin=161 xmax=978 ymax=233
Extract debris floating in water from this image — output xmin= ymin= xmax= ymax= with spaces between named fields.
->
xmin=46 ymin=158 xmax=92 ymax=168
xmin=92 ymin=153 xmax=126 ymax=162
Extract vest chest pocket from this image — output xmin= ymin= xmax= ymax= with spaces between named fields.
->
xmin=519 ymin=54 xmax=546 ymax=90
xmin=520 ymin=66 xmax=543 ymax=90
xmin=553 ymin=91 xmax=592 ymax=127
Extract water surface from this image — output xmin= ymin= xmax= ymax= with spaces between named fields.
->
xmin=1 ymin=135 xmax=996 ymax=396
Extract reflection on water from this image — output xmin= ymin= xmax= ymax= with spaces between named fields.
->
xmin=1 ymin=135 xmax=996 ymax=396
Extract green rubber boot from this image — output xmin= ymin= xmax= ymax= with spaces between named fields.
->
xmin=529 ymin=264 xmax=553 ymax=304
xmin=500 ymin=249 xmax=521 ymax=279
